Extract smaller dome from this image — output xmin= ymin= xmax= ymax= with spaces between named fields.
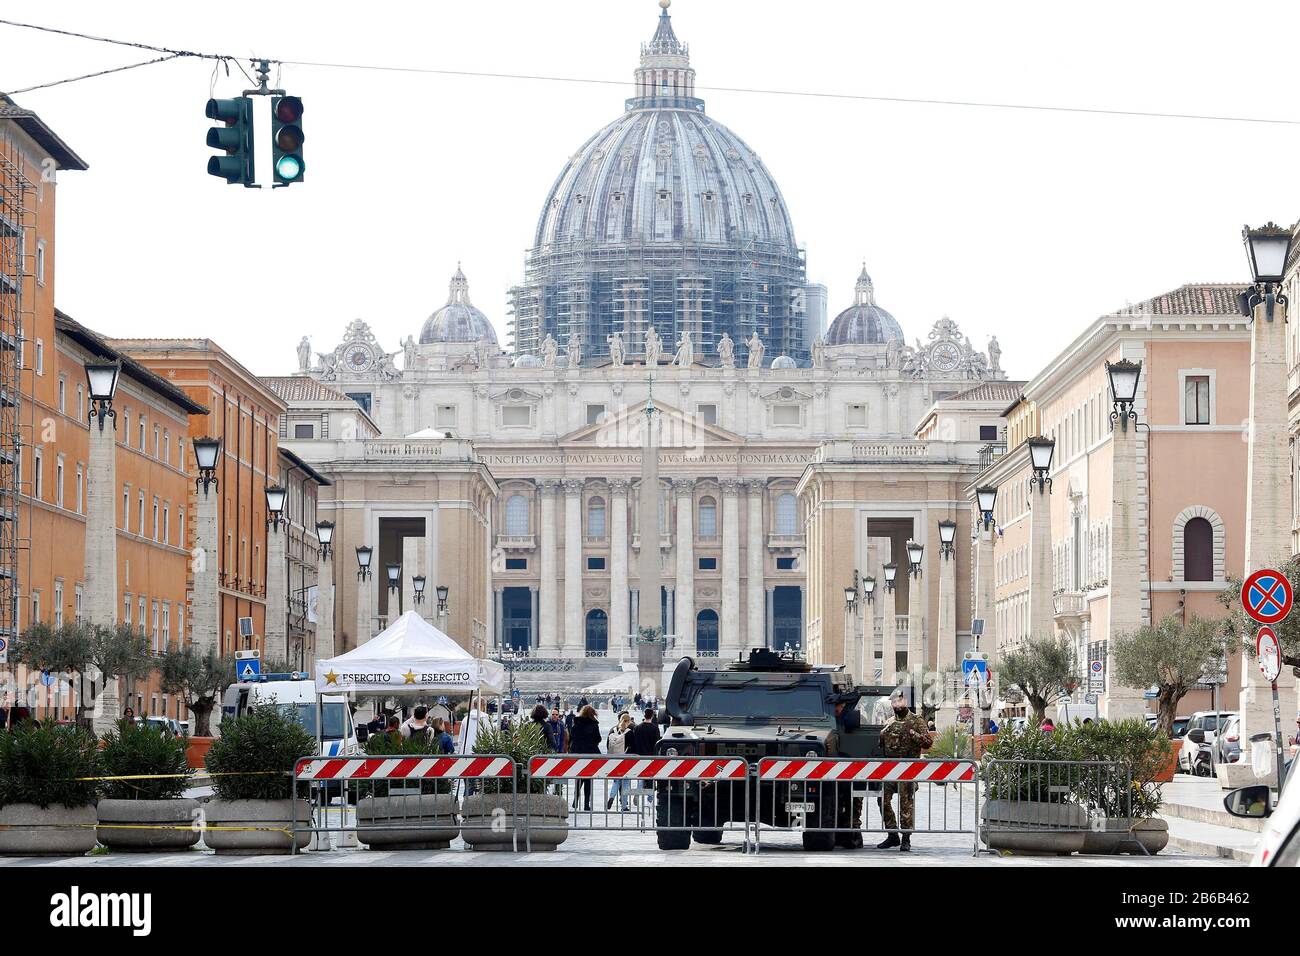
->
xmin=770 ymin=355 xmax=797 ymax=369
xmin=514 ymin=354 xmax=543 ymax=368
xmin=419 ymin=267 xmax=498 ymax=345
xmin=826 ymin=265 xmax=904 ymax=346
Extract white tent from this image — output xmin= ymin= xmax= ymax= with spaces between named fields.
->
xmin=314 ymin=610 xmax=505 ymax=695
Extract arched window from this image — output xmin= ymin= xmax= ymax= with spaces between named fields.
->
xmin=587 ymin=497 xmax=606 ymax=538
xmin=505 ymin=494 xmax=529 ymax=536
xmin=698 ymin=497 xmax=717 ymax=537
xmin=1183 ymin=517 xmax=1214 ymax=582
xmin=696 ymin=609 xmax=719 ymax=657
xmin=585 ymin=608 xmax=608 ymax=656
xmin=775 ymin=493 xmax=797 ymax=535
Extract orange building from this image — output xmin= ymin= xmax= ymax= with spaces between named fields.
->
xmin=110 ymin=339 xmax=286 ymax=657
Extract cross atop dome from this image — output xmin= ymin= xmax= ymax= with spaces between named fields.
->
xmin=644 ymin=0 xmax=687 ymax=57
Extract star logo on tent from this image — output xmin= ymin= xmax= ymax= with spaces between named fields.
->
xmin=402 ymin=670 xmax=418 ymax=684
xmin=324 ymin=670 xmax=339 ymax=685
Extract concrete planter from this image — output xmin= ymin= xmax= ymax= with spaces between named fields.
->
xmin=97 ymin=798 xmax=201 ymax=852
xmin=203 ymin=799 xmax=312 ymax=856
xmin=1079 ymin=817 xmax=1166 ymax=855
xmin=0 ymin=804 xmax=98 ymax=857
xmin=461 ymin=792 xmax=568 ymax=852
xmin=980 ymin=799 xmax=1087 ymax=855
xmin=357 ymin=794 xmax=459 ymax=850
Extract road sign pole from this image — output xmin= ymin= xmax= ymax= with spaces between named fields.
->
xmin=1273 ymin=682 xmax=1286 ymax=795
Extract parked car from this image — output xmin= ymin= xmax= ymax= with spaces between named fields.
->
xmin=1145 ymin=713 xmax=1191 ymax=738
xmin=1180 ymin=711 xmax=1237 ymax=775
xmin=134 ymin=716 xmax=183 ymax=737
xmin=1225 ymin=770 xmax=1300 ymax=865
xmin=1215 ymin=714 xmax=1242 ymax=765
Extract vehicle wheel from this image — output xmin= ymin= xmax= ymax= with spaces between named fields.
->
xmin=655 ymin=786 xmax=691 ymax=851
xmin=1194 ymin=760 xmax=1212 ymax=778
xmin=692 ymin=829 xmax=723 ymax=845
xmin=802 ymin=831 xmax=836 ymax=851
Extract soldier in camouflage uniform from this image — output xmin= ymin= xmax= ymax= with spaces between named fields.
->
xmin=876 ymin=687 xmax=931 ymax=851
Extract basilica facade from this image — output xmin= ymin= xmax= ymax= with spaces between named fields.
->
xmin=271 ymin=3 xmax=1015 ymax=681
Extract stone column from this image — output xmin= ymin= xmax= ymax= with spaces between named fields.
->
xmin=264 ymin=526 xmax=288 ymax=664
xmin=1242 ymin=295 xmax=1296 ymax=764
xmin=975 ymin=523 xmax=997 ymax=668
xmin=84 ymin=415 xmax=119 ymax=732
xmin=528 ymin=586 xmax=539 ymax=653
xmin=907 ymin=570 xmax=924 ymax=681
xmin=720 ymin=479 xmax=742 ymax=656
xmin=1108 ymin=416 xmax=1148 ymax=720
xmin=766 ymin=586 xmax=775 ymax=647
xmin=537 ymin=480 xmax=559 ymax=655
xmin=673 ymin=478 xmax=695 ymax=655
xmin=356 ymin=570 xmax=373 ymax=649
xmin=192 ymin=486 xmax=220 ymax=655
xmin=745 ymin=480 xmax=766 ymax=650
xmin=562 ymin=479 xmax=584 ymax=656
xmin=1029 ymin=480 xmax=1055 ymax=642
xmin=315 ymin=551 xmax=335 ymax=664
xmin=881 ymin=583 xmax=898 ymax=686
xmin=610 ymin=479 xmax=630 ymax=659
xmin=493 ymin=588 xmax=504 ymax=651
xmin=936 ymin=544 xmax=959 ymax=730
xmin=863 ymin=595 xmax=877 ymax=684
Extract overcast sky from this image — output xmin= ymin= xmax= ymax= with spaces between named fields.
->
xmin=6 ymin=0 xmax=1297 ymax=381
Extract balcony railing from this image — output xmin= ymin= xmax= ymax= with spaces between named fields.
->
xmin=767 ymin=532 xmax=805 ymax=550
xmin=978 ymin=442 xmax=1008 ymax=471
xmin=496 ymin=534 xmax=536 ymax=551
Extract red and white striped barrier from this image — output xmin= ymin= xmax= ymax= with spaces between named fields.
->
xmin=529 ymin=756 xmax=747 ymax=781
xmin=756 ymin=758 xmax=975 ymax=783
xmin=295 ymin=755 xmax=514 ymax=781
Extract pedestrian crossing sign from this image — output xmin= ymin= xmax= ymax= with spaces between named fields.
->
xmin=235 ymin=650 xmax=261 ymax=681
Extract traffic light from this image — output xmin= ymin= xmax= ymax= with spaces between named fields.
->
xmin=205 ymin=97 xmax=254 ymax=186
xmin=271 ymin=95 xmax=305 ymax=186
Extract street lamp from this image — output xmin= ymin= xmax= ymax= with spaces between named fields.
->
xmin=883 ymin=563 xmax=898 ymax=592
xmin=265 ymin=484 xmax=287 ymax=532
xmin=844 ymin=583 xmax=858 ymax=612
xmin=862 ymin=575 xmax=876 ymax=604
xmin=906 ymin=539 xmax=924 ymax=578
xmin=1105 ymin=359 xmax=1142 ymax=433
xmin=412 ymin=575 xmax=427 ymax=604
xmin=355 ymin=545 xmax=373 ymax=581
xmin=436 ymin=584 xmax=450 ymax=615
xmin=1027 ymin=435 xmax=1056 ymax=492
xmin=938 ymin=519 xmax=957 ymax=559
xmin=315 ymin=520 xmax=334 ymax=559
xmin=84 ymin=360 xmax=121 ymax=432
xmin=192 ymin=436 xmax=221 ymax=496
xmin=976 ymin=485 xmax=998 ymax=530
xmin=1240 ymin=222 xmax=1293 ymax=321
xmin=385 ymin=562 xmax=402 ymax=594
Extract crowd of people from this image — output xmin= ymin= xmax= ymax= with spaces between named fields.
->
xmin=523 ymin=700 xmax=662 ymax=812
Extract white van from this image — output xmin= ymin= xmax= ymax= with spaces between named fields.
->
xmin=221 ymin=673 xmax=358 ymax=758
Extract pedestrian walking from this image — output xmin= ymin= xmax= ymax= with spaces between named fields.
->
xmin=876 ymin=688 xmax=931 ymax=852
xmin=628 ymin=707 xmax=660 ymax=756
xmin=401 ymin=705 xmax=431 ymax=742
xmin=606 ymin=712 xmax=634 ymax=810
xmin=431 ymin=717 xmax=455 ymax=753
xmin=545 ymin=708 xmax=568 ymax=753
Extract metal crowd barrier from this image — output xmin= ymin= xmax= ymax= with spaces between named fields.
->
xmin=980 ymin=758 xmax=1147 ymax=855
xmin=291 ymin=754 xmax=517 ymax=854
xmin=526 ymin=755 xmax=752 ymax=852
xmin=752 ymin=757 xmax=981 ymax=855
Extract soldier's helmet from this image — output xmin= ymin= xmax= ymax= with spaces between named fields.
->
xmin=890 ymin=687 xmax=907 ymax=704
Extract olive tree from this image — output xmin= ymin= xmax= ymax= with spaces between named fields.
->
xmin=1113 ymin=614 xmax=1228 ymax=735
xmin=998 ymin=636 xmax=1078 ymax=727
xmin=11 ymin=621 xmax=153 ymax=728
xmin=156 ymin=646 xmax=236 ymax=737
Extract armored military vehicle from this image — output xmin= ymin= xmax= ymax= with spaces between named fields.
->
xmin=654 ymin=649 xmax=898 ymax=850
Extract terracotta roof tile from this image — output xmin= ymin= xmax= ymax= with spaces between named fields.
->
xmin=1115 ymin=283 xmax=1248 ymax=317
xmin=260 ymin=376 xmax=352 ymax=403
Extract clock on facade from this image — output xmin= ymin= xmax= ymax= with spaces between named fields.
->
xmin=344 ymin=343 xmax=375 ymax=372
xmin=929 ymin=342 xmax=961 ymax=372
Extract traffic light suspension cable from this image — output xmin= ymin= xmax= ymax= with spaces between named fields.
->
xmin=4 ymin=16 xmax=1300 ymax=128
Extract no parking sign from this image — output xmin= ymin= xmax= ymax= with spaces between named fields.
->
xmin=1242 ymin=569 xmax=1293 ymax=625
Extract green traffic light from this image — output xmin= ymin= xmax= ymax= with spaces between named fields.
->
xmin=275 ymin=155 xmax=304 ymax=182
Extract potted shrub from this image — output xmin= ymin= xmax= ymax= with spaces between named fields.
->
xmin=202 ymin=705 xmax=315 ymax=855
xmin=156 ymin=646 xmax=236 ymax=770
xmin=980 ymin=727 xmax=1088 ymax=855
xmin=0 ymin=722 xmax=100 ymax=856
xmin=461 ymin=721 xmax=568 ymax=851
xmin=1069 ymin=718 xmax=1170 ymax=855
xmin=96 ymin=719 xmax=199 ymax=852
xmin=354 ymin=732 xmax=458 ymax=850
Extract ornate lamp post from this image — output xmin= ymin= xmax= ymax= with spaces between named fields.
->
xmin=1105 ymin=360 xmax=1142 ymax=433
xmin=413 ymin=575 xmax=427 ymax=605
xmin=265 ymin=484 xmax=287 ymax=532
xmin=883 ymin=563 xmax=898 ymax=592
xmin=1239 ymin=222 xmax=1293 ymax=321
xmin=906 ymin=539 xmax=924 ymax=578
xmin=192 ymin=436 xmax=221 ymax=496
xmin=385 ymin=562 xmax=402 ymax=594
xmin=938 ymin=519 xmax=957 ymax=559
xmin=862 ymin=575 xmax=876 ymax=604
xmin=315 ymin=520 xmax=334 ymax=559
xmin=355 ymin=545 xmax=373 ymax=581
xmin=1027 ymin=436 xmax=1056 ymax=492
xmin=84 ymin=360 xmax=121 ymax=432
xmin=976 ymin=485 xmax=997 ymax=530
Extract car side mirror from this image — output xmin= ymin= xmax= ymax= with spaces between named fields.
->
xmin=1224 ymin=785 xmax=1272 ymax=819
xmin=1187 ymin=728 xmax=1205 ymax=744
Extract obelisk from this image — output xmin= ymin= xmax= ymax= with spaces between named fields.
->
xmin=636 ymin=379 xmax=667 ymax=701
